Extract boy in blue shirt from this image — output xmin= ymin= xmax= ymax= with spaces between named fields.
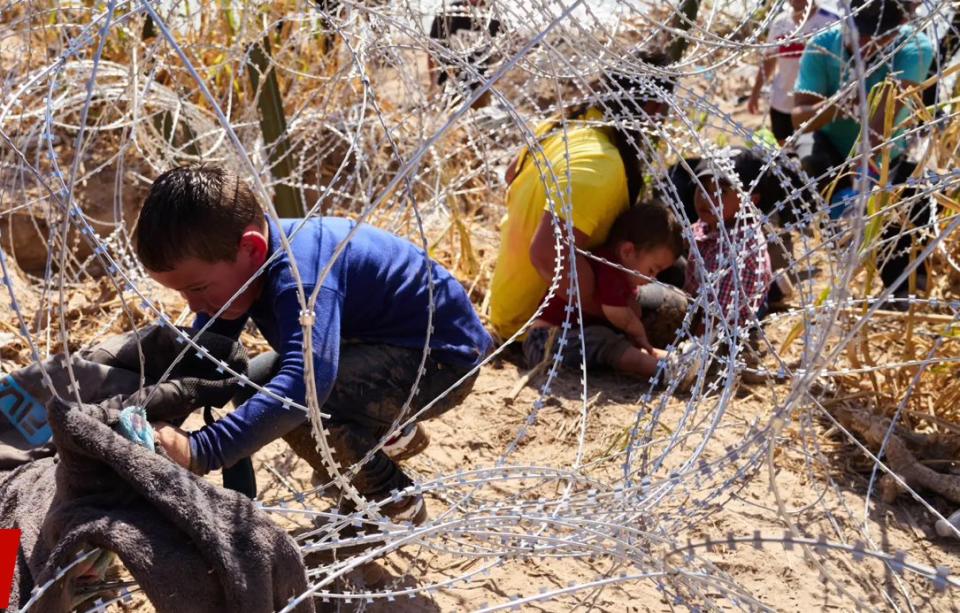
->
xmin=792 ymin=0 xmax=933 ymax=295
xmin=134 ymin=166 xmax=492 ymax=524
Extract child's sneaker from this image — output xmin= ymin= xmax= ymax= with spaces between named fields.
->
xmin=312 ymin=491 xmax=428 ymax=527
xmin=663 ymin=340 xmax=702 ymax=393
xmin=382 ymin=423 xmax=430 ymax=461
xmin=380 ymin=493 xmax=428 ymax=525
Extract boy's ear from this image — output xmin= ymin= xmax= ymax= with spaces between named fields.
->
xmin=617 ymin=240 xmax=635 ymax=261
xmin=238 ymin=230 xmax=268 ymax=266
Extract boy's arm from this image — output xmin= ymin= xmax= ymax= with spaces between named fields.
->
xmin=601 ymin=303 xmax=654 ymax=354
xmin=791 ymin=36 xmax=839 ymax=132
xmin=748 ymin=56 xmax=777 ymax=114
xmin=865 ymin=39 xmax=933 ymax=149
xmin=529 ymin=213 xmax=600 ymax=316
xmin=183 ymin=286 xmax=342 ymax=473
xmin=794 ymin=85 xmax=882 ymax=138
xmin=154 ymin=312 xmax=254 ymax=467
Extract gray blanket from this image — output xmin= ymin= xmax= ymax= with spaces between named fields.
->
xmin=0 ymin=323 xmax=247 ymax=468
xmin=0 ymin=325 xmax=314 ymax=613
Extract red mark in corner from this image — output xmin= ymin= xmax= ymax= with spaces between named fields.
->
xmin=0 ymin=529 xmax=20 ymax=608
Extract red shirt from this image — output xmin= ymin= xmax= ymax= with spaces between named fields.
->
xmin=538 ymin=247 xmax=634 ymax=327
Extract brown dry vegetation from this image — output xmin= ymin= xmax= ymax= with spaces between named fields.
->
xmin=2 ymin=1 xmax=960 ymax=610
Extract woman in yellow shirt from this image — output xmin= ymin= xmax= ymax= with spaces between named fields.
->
xmin=488 ymin=50 xmax=676 ymax=342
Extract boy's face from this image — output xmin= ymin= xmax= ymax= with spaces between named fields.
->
xmin=617 ymin=243 xmax=677 ymax=288
xmin=694 ymin=177 xmax=741 ymax=228
xmin=147 ymin=231 xmax=267 ymax=320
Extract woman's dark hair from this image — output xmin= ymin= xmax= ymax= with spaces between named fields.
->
xmin=563 ymin=49 xmax=675 ymax=206
xmin=851 ymin=0 xmax=906 ymax=37
xmin=605 ymin=200 xmax=684 ymax=258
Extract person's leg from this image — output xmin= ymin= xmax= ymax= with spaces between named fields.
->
xmin=636 ymin=283 xmax=691 ymax=349
xmin=219 ymin=351 xmax=281 ymax=499
xmin=435 ymin=63 xmax=450 ymax=88
xmin=767 ymin=218 xmax=794 ymax=273
xmin=285 ymin=343 xmax=477 ymax=516
xmin=797 ymin=131 xmax=849 ymax=195
xmin=525 ymin=323 xmax=614 ymax=372
xmin=614 ymin=345 xmax=667 ymax=378
xmin=769 ymin=108 xmax=795 ymax=145
xmin=580 ymin=324 xmax=700 ymax=391
xmin=580 ymin=325 xmax=633 ymax=371
xmin=765 ymin=215 xmax=796 ymax=309
xmin=879 ymin=159 xmax=928 ymax=293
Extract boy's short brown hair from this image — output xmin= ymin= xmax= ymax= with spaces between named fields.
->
xmin=134 ymin=166 xmax=261 ymax=272
xmin=605 ymin=201 xmax=684 ymax=257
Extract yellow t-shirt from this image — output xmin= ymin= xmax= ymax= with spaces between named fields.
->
xmin=489 ymin=108 xmax=629 ymax=340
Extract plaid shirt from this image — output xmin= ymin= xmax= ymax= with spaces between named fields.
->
xmin=684 ymin=217 xmax=772 ymax=327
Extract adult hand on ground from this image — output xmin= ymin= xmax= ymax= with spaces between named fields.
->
xmin=154 ymin=421 xmax=192 ymax=469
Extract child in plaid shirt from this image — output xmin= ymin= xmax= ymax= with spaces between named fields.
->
xmin=684 ymin=150 xmax=773 ymax=330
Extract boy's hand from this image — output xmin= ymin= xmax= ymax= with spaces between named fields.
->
xmin=154 ymin=421 xmax=192 ymax=469
xmin=602 ymin=303 xmax=656 ymax=355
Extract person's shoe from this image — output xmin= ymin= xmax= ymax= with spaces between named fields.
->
xmin=310 ymin=492 xmax=429 ymax=529
xmin=380 ymin=493 xmax=428 ymax=525
xmin=382 ymin=423 xmax=430 ymax=461
xmin=662 ymin=340 xmax=702 ymax=393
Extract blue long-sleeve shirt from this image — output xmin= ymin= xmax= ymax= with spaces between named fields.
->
xmin=188 ymin=217 xmax=492 ymax=472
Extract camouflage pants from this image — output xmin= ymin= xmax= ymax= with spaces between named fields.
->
xmin=236 ymin=342 xmax=478 ymax=500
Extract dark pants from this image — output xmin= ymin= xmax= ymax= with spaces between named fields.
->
xmin=798 ymin=131 xmax=927 ymax=291
xmin=879 ymin=168 xmax=929 ymax=292
xmin=522 ymin=325 xmax=630 ymax=370
xmin=770 ymin=108 xmax=794 ymax=143
xmin=235 ymin=343 xmax=478 ymax=501
xmin=797 ymin=131 xmax=848 ymax=193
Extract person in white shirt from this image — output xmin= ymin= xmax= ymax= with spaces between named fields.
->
xmin=747 ymin=0 xmax=836 ymax=145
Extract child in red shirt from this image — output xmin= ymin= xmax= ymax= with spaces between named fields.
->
xmin=523 ymin=203 xmax=692 ymax=383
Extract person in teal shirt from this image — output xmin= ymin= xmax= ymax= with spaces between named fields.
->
xmin=793 ymin=0 xmax=932 ymax=176
xmin=792 ymin=0 xmax=933 ymax=296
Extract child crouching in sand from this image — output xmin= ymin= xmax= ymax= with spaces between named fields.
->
xmin=135 ymin=166 xmax=492 ymax=525
xmin=522 ymin=203 xmax=697 ymax=389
